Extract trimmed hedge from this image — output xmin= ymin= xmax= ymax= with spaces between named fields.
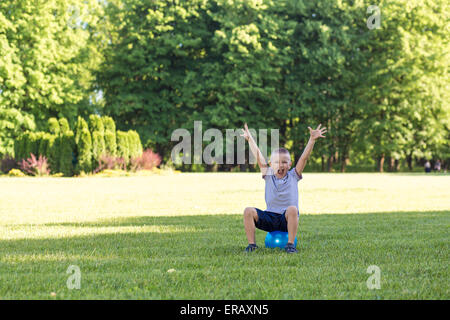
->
xmin=38 ymin=133 xmax=51 ymax=159
xmin=89 ymin=115 xmax=106 ymax=168
xmin=91 ymin=131 xmax=106 ymax=166
xmin=116 ymin=131 xmax=130 ymax=162
xmin=47 ymin=134 xmax=60 ymax=173
xmin=75 ymin=117 xmax=92 ymax=174
xmin=48 ymin=118 xmax=60 ymax=135
xmin=89 ymin=115 xmax=104 ymax=133
xmin=128 ymin=130 xmax=143 ymax=159
xmin=59 ymin=131 xmax=75 ymax=176
xmin=13 ymin=115 xmax=144 ymax=176
xmin=103 ymin=116 xmax=117 ymax=157
xmin=59 ymin=118 xmax=70 ymax=135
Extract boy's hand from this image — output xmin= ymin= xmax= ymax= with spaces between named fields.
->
xmin=308 ymin=124 xmax=327 ymax=141
xmin=240 ymin=123 xmax=251 ymax=141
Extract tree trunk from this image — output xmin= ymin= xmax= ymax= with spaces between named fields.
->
xmin=388 ymin=157 xmax=395 ymax=172
xmin=394 ymin=159 xmax=400 ymax=172
xmin=406 ymin=153 xmax=413 ymax=171
xmin=377 ymin=154 xmax=385 ymax=172
xmin=327 ymin=155 xmax=333 ymax=172
xmin=321 ymin=155 xmax=325 ymax=172
xmin=341 ymin=156 xmax=349 ymax=172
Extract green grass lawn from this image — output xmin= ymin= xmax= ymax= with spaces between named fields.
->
xmin=0 ymin=173 xmax=449 ymax=299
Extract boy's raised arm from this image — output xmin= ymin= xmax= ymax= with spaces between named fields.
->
xmin=240 ymin=123 xmax=269 ymax=177
xmin=296 ymin=124 xmax=327 ymax=175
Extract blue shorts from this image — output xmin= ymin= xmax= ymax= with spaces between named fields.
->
xmin=254 ymin=208 xmax=299 ymax=232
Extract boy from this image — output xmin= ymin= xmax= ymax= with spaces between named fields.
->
xmin=240 ymin=123 xmax=327 ymax=253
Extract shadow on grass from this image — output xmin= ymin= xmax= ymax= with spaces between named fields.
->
xmin=2 ymin=210 xmax=449 ymax=259
xmin=1 ymin=210 xmax=449 ymax=299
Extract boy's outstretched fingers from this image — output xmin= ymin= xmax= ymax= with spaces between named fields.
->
xmin=308 ymin=125 xmax=327 ymax=139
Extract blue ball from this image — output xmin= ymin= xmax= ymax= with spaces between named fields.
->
xmin=265 ymin=231 xmax=297 ymax=248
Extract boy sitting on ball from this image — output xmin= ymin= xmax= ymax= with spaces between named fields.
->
xmin=240 ymin=123 xmax=327 ymax=253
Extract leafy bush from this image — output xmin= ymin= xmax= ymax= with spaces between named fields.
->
xmin=51 ymin=172 xmax=64 ymax=177
xmin=8 ymin=168 xmax=26 ymax=177
xmin=128 ymin=130 xmax=143 ymax=159
xmin=91 ymin=131 xmax=106 ymax=167
xmin=94 ymin=154 xmax=127 ymax=173
xmin=59 ymin=131 xmax=75 ymax=176
xmin=89 ymin=115 xmax=105 ymax=133
xmin=116 ymin=131 xmax=130 ymax=162
xmin=103 ymin=116 xmax=117 ymax=157
xmin=19 ymin=153 xmax=50 ymax=176
xmin=76 ymin=127 xmax=92 ymax=174
xmin=47 ymin=135 xmax=60 ymax=173
xmin=130 ymin=149 xmax=161 ymax=171
xmin=38 ymin=133 xmax=51 ymax=159
xmin=1 ymin=154 xmax=18 ymax=173
xmin=89 ymin=115 xmax=106 ymax=168
xmin=58 ymin=118 xmax=70 ymax=135
xmin=104 ymin=130 xmax=117 ymax=157
xmin=102 ymin=116 xmax=116 ymax=133
xmin=13 ymin=135 xmax=25 ymax=161
xmin=48 ymin=118 xmax=60 ymax=135
xmin=22 ymin=131 xmax=34 ymax=161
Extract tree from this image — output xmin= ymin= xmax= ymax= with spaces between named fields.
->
xmin=0 ymin=0 xmax=106 ymax=155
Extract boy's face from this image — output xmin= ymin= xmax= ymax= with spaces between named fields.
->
xmin=269 ymin=152 xmax=291 ymax=178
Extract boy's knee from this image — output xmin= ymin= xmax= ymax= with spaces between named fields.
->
xmin=244 ymin=207 xmax=257 ymax=219
xmin=286 ymin=206 xmax=298 ymax=219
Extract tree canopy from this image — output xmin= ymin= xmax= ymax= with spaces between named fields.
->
xmin=1 ymin=0 xmax=449 ymax=172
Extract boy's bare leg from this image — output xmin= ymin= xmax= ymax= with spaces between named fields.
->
xmin=285 ymin=206 xmax=299 ymax=244
xmin=243 ymin=207 xmax=259 ymax=244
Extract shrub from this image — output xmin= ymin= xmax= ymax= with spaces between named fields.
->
xmin=21 ymin=131 xmax=34 ymax=161
xmin=116 ymin=131 xmax=130 ymax=163
xmin=91 ymin=131 xmax=106 ymax=167
xmin=59 ymin=118 xmax=70 ymax=135
xmin=76 ymin=127 xmax=92 ymax=174
xmin=1 ymin=154 xmax=17 ymax=173
xmin=130 ymin=149 xmax=162 ymax=171
xmin=13 ymin=135 xmax=25 ymax=161
xmin=89 ymin=115 xmax=106 ymax=168
xmin=38 ymin=133 xmax=51 ymax=159
xmin=32 ymin=132 xmax=45 ymax=156
xmin=19 ymin=153 xmax=50 ymax=176
xmin=102 ymin=116 xmax=116 ymax=133
xmin=74 ymin=116 xmax=86 ymax=145
xmin=94 ymin=154 xmax=127 ymax=173
xmin=8 ymin=168 xmax=26 ymax=177
xmin=51 ymin=172 xmax=64 ymax=177
xmin=59 ymin=131 xmax=75 ymax=176
xmin=47 ymin=135 xmax=60 ymax=173
xmin=48 ymin=118 xmax=60 ymax=135
xmin=103 ymin=116 xmax=117 ymax=157
xmin=128 ymin=130 xmax=143 ymax=159
xmin=89 ymin=115 xmax=104 ymax=133
xmin=104 ymin=130 xmax=117 ymax=157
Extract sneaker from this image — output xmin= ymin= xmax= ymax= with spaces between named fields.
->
xmin=284 ymin=242 xmax=298 ymax=253
xmin=245 ymin=243 xmax=258 ymax=252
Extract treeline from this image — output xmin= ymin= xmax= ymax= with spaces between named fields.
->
xmin=0 ymin=0 xmax=448 ymax=172
xmin=13 ymin=115 xmax=142 ymax=176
